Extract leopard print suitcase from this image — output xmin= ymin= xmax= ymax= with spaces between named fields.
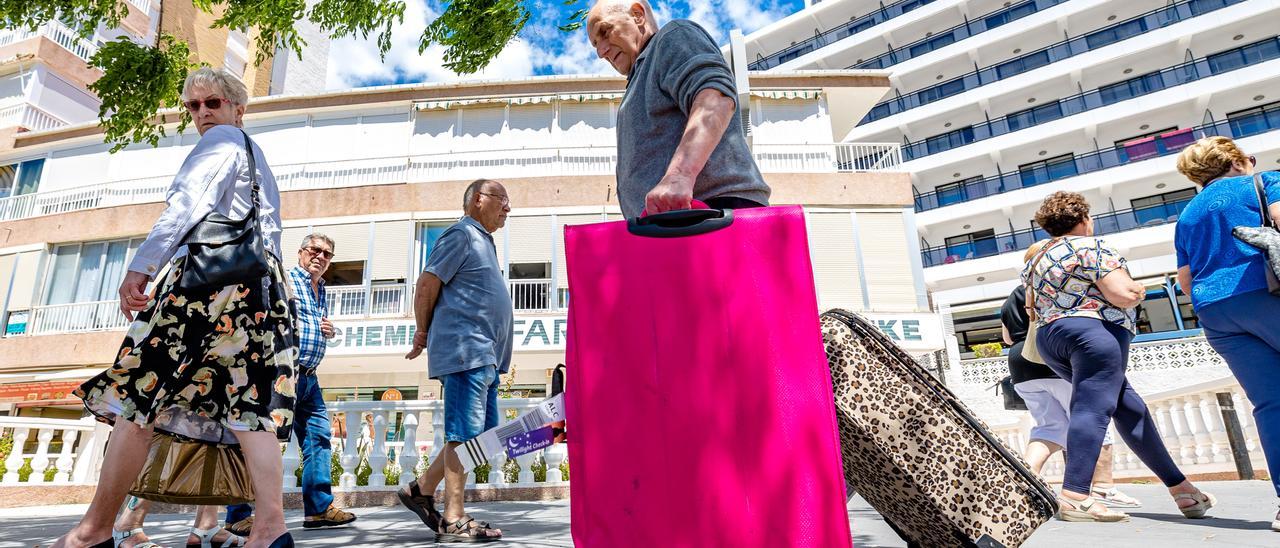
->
xmin=822 ymin=309 xmax=1057 ymax=548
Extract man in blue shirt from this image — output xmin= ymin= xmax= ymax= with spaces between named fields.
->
xmin=399 ymin=179 xmax=512 ymax=542
xmin=226 ymin=233 xmax=356 ymax=534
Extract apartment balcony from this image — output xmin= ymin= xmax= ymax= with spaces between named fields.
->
xmin=899 ymin=35 xmax=1280 ymax=162
xmin=0 ymin=102 xmax=67 ymax=133
xmin=921 ymin=197 xmax=1191 ymax=267
xmin=852 ymin=0 xmax=1068 ymax=70
xmin=912 ymin=105 xmax=1280 ymax=212
xmin=0 ymin=143 xmax=902 ymax=223
xmin=27 ymin=300 xmax=129 ymax=336
xmin=326 ymin=284 xmax=409 ymax=319
xmin=0 ymin=20 xmax=98 ymax=62
xmin=861 ymin=0 xmax=1244 ymax=124
xmin=748 ymin=0 xmax=943 ymax=71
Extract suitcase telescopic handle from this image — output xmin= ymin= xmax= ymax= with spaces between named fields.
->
xmin=626 ymin=208 xmax=735 ymax=238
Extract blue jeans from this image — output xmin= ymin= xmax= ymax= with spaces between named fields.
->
xmin=441 ymin=365 xmax=500 ymax=443
xmin=227 ymin=372 xmax=334 ymax=521
xmin=1039 ymin=317 xmax=1187 ymax=495
xmin=1198 ymin=289 xmax=1280 ymax=497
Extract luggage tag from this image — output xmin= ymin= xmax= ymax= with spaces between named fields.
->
xmin=457 ymin=393 xmax=565 ymax=473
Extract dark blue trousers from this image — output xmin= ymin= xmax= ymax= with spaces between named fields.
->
xmin=1039 ymin=317 xmax=1187 ymax=494
xmin=1198 ymin=289 xmax=1280 ymax=497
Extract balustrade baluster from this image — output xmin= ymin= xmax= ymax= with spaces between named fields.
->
xmin=1197 ymin=394 xmax=1230 ymax=464
xmin=282 ymin=434 xmax=301 ymax=488
xmin=0 ymin=427 xmax=21 ymax=483
xmin=1167 ymin=398 xmax=1197 ymax=465
xmin=369 ymin=412 xmax=389 ymax=487
xmin=339 ymin=411 xmax=361 ymax=488
xmin=28 ymin=429 xmax=54 ymax=484
xmin=399 ymin=413 xmax=420 ymax=485
xmin=515 ymin=452 xmax=538 ymax=485
xmin=544 ymin=445 xmax=567 ymax=483
xmin=1183 ymin=396 xmax=1212 ymax=464
xmin=53 ymin=430 xmax=79 ymax=483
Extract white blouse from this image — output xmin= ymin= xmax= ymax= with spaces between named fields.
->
xmin=128 ymin=124 xmax=283 ymax=277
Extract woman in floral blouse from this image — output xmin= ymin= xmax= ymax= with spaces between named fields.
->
xmin=1023 ymin=191 xmax=1214 ymax=523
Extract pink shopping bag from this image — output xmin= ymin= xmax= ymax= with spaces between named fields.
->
xmin=564 ymin=205 xmax=852 ymax=548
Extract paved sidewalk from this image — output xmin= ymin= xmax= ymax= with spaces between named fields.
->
xmin=3 ymin=481 xmax=1275 ymax=547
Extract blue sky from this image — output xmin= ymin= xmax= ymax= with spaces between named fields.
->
xmin=325 ymin=0 xmax=805 ymax=89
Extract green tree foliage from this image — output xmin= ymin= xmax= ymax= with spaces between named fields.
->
xmin=2 ymin=0 xmax=586 ymax=151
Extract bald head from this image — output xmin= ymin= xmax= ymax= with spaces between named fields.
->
xmin=586 ymin=0 xmax=659 ymax=75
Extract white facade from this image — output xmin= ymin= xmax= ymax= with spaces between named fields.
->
xmin=745 ymin=0 xmax=1278 ymax=356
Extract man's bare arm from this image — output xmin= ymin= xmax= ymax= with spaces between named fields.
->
xmin=405 ymin=271 xmax=443 ymax=359
xmin=644 ymin=89 xmax=737 ymax=213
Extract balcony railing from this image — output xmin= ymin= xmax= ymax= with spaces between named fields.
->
xmin=0 ymin=102 xmax=68 ymax=133
xmin=922 ymin=197 xmax=1192 ymax=267
xmin=901 ymin=35 xmax=1280 ymax=161
xmin=0 ymin=20 xmax=98 ymax=62
xmin=0 ymin=143 xmax=901 ymax=223
xmin=863 ymin=0 xmax=1245 ymax=124
xmin=509 ymin=279 xmax=554 ymax=311
xmin=913 ymin=104 xmax=1280 ymax=212
xmin=748 ymin=0 xmax=941 ymax=71
xmin=853 ymin=0 xmax=1068 ymax=70
xmin=326 ymin=284 xmax=407 ymax=319
xmin=28 ymin=300 xmax=130 ymax=335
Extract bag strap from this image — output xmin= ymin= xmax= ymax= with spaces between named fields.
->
xmin=240 ymin=130 xmax=261 ymax=216
xmin=1251 ymin=172 xmax=1273 ymax=229
xmin=1023 ymin=238 xmax=1060 ymax=323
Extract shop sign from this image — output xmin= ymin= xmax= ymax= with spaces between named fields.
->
xmin=328 ymin=315 xmax=568 ymax=356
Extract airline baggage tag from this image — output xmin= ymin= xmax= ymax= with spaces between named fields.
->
xmin=504 ymin=426 xmax=556 ymax=458
xmin=457 ymin=394 xmax=565 ymax=473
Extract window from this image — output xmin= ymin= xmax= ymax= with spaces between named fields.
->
xmin=944 ymin=229 xmax=997 ymax=261
xmin=0 ymin=159 xmax=44 ymax=200
xmin=1083 ymin=19 xmax=1147 ymax=50
xmin=777 ymin=43 xmax=815 ymax=64
xmin=909 ymin=32 xmax=956 ymax=58
xmin=509 ymin=262 xmax=550 ymax=311
xmin=1018 ymin=154 xmax=1077 ymax=187
xmin=1098 ymin=72 xmax=1162 ymax=105
xmin=995 ymin=50 xmax=1050 ymax=79
xmin=923 ymin=126 xmax=975 ymax=154
xmin=1227 ymin=100 xmax=1280 ymax=138
xmin=951 ymin=306 xmax=1002 ymax=355
xmin=983 ymin=1 xmax=1035 ymax=29
xmin=3 ymin=310 xmax=27 ymax=336
xmin=43 ymin=239 xmax=140 ymax=306
xmin=1114 ymin=127 xmax=1179 ymax=147
xmin=897 ymin=0 xmax=935 ymax=14
xmin=934 ymin=176 xmax=982 ymax=207
xmin=416 ymin=221 xmax=453 ymax=273
xmin=1005 ymin=103 xmax=1064 ymax=132
xmin=916 ymin=77 xmax=967 ymax=104
xmin=1131 ymin=188 xmax=1196 ymax=225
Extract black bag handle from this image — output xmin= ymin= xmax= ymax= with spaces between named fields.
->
xmin=1251 ymin=172 xmax=1274 ymax=229
xmin=550 ymin=364 xmax=566 ymax=397
xmin=626 ymin=208 xmax=734 ymax=238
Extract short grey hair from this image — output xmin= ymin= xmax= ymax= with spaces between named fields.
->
xmin=299 ymin=232 xmax=335 ymax=252
xmin=182 ymin=67 xmax=249 ymax=107
xmin=463 ymin=179 xmax=498 ymax=210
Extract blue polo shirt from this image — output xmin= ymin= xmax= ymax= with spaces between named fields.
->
xmin=423 ymin=216 xmax=514 ymax=379
xmin=1175 ymin=171 xmax=1280 ymax=310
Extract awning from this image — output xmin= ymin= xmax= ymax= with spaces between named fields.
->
xmin=413 ymin=92 xmax=623 ymax=111
xmin=750 ymin=89 xmax=822 ymax=100
xmin=33 ymin=367 xmax=105 ymax=381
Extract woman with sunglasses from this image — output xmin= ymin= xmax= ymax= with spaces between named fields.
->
xmin=1175 ymin=136 xmax=1280 ymax=533
xmin=56 ymin=67 xmax=296 ymax=548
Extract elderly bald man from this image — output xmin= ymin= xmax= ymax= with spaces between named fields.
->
xmin=586 ymin=0 xmax=771 ymax=218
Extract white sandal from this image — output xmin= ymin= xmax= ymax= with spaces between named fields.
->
xmin=113 ymin=528 xmax=162 ymax=548
xmin=186 ymin=526 xmax=247 ymax=548
xmin=1057 ymin=496 xmax=1130 ymax=522
xmin=1174 ymin=491 xmax=1216 ymax=519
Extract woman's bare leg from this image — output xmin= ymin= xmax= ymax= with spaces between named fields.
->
xmin=52 ymin=420 xmax=153 ymax=548
xmin=231 ymin=430 xmax=288 ymax=547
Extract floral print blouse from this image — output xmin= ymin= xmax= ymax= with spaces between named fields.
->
xmin=1021 ymin=236 xmax=1138 ymax=333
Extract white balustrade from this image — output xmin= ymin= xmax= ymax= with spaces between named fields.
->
xmin=0 ymin=142 xmax=902 ymax=223
xmin=282 ymin=435 xmax=301 ymax=489
xmin=0 ymin=20 xmax=97 ymax=61
xmin=28 ymin=300 xmax=131 ymax=335
xmin=0 ymin=417 xmax=100 ymax=485
xmin=989 ymin=376 xmax=1268 ymax=483
xmin=509 ymin=279 xmax=553 ymax=311
xmin=0 ymin=102 xmax=67 ymax=133
xmin=326 ymin=284 xmax=407 ymax=319
xmin=367 ymin=412 xmax=389 ymax=487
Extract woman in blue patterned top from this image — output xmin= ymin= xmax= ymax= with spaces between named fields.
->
xmin=1024 ymin=191 xmax=1213 ymax=523
xmin=1175 ymin=136 xmax=1280 ymax=532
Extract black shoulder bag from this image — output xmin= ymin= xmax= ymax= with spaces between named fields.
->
xmin=1232 ymin=172 xmax=1280 ymax=295
xmin=176 ymin=130 xmax=270 ymax=291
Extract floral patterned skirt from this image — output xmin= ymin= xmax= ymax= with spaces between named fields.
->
xmin=75 ymin=255 xmax=297 ymax=444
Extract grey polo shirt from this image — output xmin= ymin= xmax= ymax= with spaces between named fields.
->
xmin=423 ymin=216 xmax=514 ymax=379
xmin=615 ymin=19 xmax=771 ymax=219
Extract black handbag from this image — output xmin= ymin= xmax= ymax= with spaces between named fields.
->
xmin=996 ymin=375 xmax=1028 ymax=411
xmin=1233 ymin=172 xmax=1280 ymax=295
xmin=176 ymin=130 xmax=270 ymax=291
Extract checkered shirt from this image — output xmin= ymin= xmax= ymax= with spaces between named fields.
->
xmin=288 ymin=266 xmax=328 ymax=371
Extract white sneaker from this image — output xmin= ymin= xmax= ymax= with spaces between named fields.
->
xmin=1090 ymin=486 xmax=1143 ymax=509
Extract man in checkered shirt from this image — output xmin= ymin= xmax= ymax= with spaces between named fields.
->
xmin=225 ymin=233 xmax=357 ymax=534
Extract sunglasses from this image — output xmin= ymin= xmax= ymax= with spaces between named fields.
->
xmin=183 ymin=97 xmax=228 ymax=112
xmin=1250 ymin=155 xmax=1258 ymax=167
xmin=303 ymin=246 xmax=334 ymax=259
xmin=479 ymin=192 xmax=510 ymax=205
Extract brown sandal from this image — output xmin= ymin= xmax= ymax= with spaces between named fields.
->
xmin=436 ymin=516 xmax=502 ymax=543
